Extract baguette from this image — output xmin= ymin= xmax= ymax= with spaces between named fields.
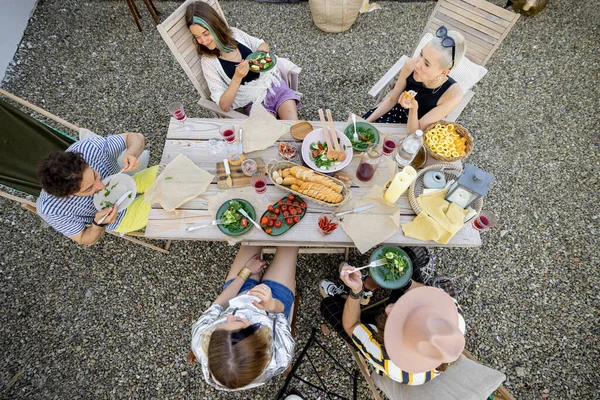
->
xmin=289 ymin=166 xmax=343 ymax=193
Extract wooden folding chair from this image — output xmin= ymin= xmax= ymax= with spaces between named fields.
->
xmin=346 ymin=296 xmax=516 ymax=400
xmin=156 ymin=0 xmax=301 ymax=119
xmin=0 ymin=89 xmax=172 ymax=254
xmin=368 ymin=0 xmax=520 ymax=122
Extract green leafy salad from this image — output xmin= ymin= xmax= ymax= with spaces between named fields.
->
xmin=378 ymin=250 xmax=409 ymax=282
xmin=349 ymin=127 xmax=377 ymax=151
xmin=309 ymin=141 xmax=342 ymax=170
xmin=220 ymin=200 xmax=250 ymax=233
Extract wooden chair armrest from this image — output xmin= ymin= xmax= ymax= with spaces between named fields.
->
xmin=197 ymin=98 xmax=248 ymax=119
xmin=368 ymin=55 xmax=409 ymax=98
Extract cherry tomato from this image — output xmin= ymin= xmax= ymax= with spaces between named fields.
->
xmin=296 ymin=207 xmax=303 ymax=215
xmin=268 ymin=205 xmax=274 ymax=212
xmin=275 ymin=220 xmax=282 ymax=228
xmin=268 ymin=220 xmax=274 ymax=227
xmin=283 ymin=211 xmax=290 ymax=218
xmin=277 ymin=200 xmax=284 ymax=206
xmin=274 ymin=208 xmax=281 ymax=215
xmin=265 ymin=227 xmax=272 ymax=234
xmin=288 ymin=195 xmax=295 ymax=204
xmin=261 ymin=216 xmax=268 ymax=225
xmin=261 ymin=223 xmax=267 ymax=228
xmin=293 ymin=216 xmax=299 ymax=223
xmin=300 ymin=201 xmax=307 ymax=209
xmin=285 ymin=217 xmax=293 ymax=225
xmin=241 ymin=219 xmax=248 ymax=227
xmin=281 ymin=205 xmax=288 ymax=211
xmin=290 ymin=208 xmax=297 ymax=215
xmin=265 ymin=57 xmax=272 ymax=63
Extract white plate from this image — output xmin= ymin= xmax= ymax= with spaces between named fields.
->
xmin=301 ymin=128 xmax=353 ymax=173
xmin=93 ymin=173 xmax=137 ymax=212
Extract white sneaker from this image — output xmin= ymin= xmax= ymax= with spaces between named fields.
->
xmin=320 ymin=280 xmax=347 ymax=298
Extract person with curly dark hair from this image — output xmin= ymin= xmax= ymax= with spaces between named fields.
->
xmin=36 ymin=132 xmax=151 ymax=245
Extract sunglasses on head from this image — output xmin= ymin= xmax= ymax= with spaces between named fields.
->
xmin=230 ymin=323 xmax=261 ymax=345
xmin=436 ymin=26 xmax=456 ymax=69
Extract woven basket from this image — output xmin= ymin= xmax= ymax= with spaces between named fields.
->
xmin=309 ymin=0 xmax=363 ymax=33
xmin=408 ymin=163 xmax=482 ymax=225
xmin=423 ymin=120 xmax=474 ymax=162
xmin=268 ymin=160 xmax=352 ymax=208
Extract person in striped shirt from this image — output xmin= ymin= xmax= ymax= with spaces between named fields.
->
xmin=36 ymin=132 xmax=146 ymax=245
xmin=321 ymin=265 xmax=465 ymax=385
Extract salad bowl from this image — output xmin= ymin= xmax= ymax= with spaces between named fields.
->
xmin=216 ymin=199 xmax=256 ymax=236
xmin=368 ymin=246 xmax=413 ymax=289
xmin=301 ymin=129 xmax=353 ymax=173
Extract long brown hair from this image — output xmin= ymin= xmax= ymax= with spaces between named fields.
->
xmin=185 ymin=1 xmax=236 ymax=58
xmin=375 ymin=310 xmax=450 ymax=372
xmin=207 ymin=326 xmax=272 ymax=389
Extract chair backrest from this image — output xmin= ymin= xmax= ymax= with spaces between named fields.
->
xmin=421 ymin=0 xmax=520 ymax=66
xmin=157 ymin=0 xmax=228 ymax=100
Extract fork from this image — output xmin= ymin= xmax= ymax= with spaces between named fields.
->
xmin=186 ymin=220 xmax=224 ymax=232
xmin=352 ymin=113 xmax=358 ymax=142
xmin=342 ymin=259 xmax=388 ymax=275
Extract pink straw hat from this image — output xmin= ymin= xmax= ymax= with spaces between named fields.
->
xmin=384 ymin=286 xmax=465 ymax=374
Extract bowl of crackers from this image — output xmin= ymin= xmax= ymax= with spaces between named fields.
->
xmin=423 ymin=121 xmax=473 ymax=162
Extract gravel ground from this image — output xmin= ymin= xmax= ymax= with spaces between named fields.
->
xmin=1 ymin=0 xmax=599 ymax=399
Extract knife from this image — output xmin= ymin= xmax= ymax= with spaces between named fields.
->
xmin=335 ymin=204 xmax=374 ymax=218
xmin=238 ymin=208 xmax=261 ymax=230
xmin=239 ymin=128 xmax=243 ymax=154
xmin=97 ymin=190 xmax=133 ymax=225
xmin=223 ymin=158 xmax=232 ymax=188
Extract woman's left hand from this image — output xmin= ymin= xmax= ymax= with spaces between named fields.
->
xmin=244 ymin=254 xmax=266 ymax=274
xmin=249 ymin=284 xmax=276 ymax=311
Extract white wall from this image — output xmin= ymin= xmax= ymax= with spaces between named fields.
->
xmin=0 ymin=0 xmax=38 ymax=83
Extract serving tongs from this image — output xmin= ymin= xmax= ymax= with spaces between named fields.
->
xmin=318 ymin=109 xmax=338 ymax=161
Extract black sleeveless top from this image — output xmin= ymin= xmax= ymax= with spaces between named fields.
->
xmin=218 ymin=41 xmax=260 ymax=85
xmin=405 ymin=72 xmax=456 ymax=119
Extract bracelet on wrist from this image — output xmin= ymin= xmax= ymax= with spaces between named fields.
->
xmin=349 ymin=289 xmax=364 ymax=300
xmin=92 ymin=220 xmax=109 ymax=228
xmin=237 ymin=267 xmax=252 ymax=281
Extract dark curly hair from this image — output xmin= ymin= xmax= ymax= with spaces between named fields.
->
xmin=38 ymin=152 xmax=89 ymax=197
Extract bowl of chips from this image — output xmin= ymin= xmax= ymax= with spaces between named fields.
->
xmin=423 ymin=121 xmax=473 ymax=162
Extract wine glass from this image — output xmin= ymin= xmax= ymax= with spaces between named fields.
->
xmin=167 ymin=101 xmax=191 ymax=130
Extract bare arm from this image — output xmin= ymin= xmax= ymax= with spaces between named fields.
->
xmin=257 ymin=42 xmax=270 ymax=52
xmin=213 ymin=276 xmax=247 ymax=308
xmin=69 ymin=206 xmax=119 ymax=245
xmin=339 ymin=265 xmax=366 ymax=337
xmin=218 ymin=60 xmax=250 ymax=112
xmin=365 ymin=59 xmax=415 ymax=123
xmin=119 ymin=132 xmax=145 ymax=172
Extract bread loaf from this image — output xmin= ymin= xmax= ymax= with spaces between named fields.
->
xmin=289 ymin=166 xmax=343 ymax=193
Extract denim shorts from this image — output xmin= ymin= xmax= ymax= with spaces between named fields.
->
xmin=223 ymin=278 xmax=295 ymax=319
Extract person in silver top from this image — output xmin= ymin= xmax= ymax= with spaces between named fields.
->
xmin=191 ymin=245 xmax=298 ymax=391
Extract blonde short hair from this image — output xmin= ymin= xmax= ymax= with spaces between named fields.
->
xmin=427 ymin=30 xmax=467 ymax=70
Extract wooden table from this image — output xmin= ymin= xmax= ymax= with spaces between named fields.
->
xmin=144 ymin=118 xmax=481 ymax=249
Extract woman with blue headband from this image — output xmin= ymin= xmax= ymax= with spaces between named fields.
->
xmin=364 ymin=27 xmax=467 ymax=133
xmin=186 ymin=2 xmax=299 ymax=119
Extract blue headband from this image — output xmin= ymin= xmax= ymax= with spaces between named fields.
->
xmin=192 ymin=16 xmax=234 ymax=53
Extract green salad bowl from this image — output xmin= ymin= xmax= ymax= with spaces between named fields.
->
xmin=344 ymin=122 xmax=380 ymax=151
xmin=368 ymin=246 xmax=413 ymax=289
xmin=216 ymin=199 xmax=255 ymax=237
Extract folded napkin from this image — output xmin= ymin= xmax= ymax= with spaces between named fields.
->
xmin=240 ymin=103 xmax=288 ymax=153
xmin=207 ymin=187 xmax=269 ymax=245
xmin=338 ymin=185 xmax=400 ymax=254
xmin=401 ymin=189 xmax=468 ymax=244
xmin=144 ymin=154 xmax=214 ymax=211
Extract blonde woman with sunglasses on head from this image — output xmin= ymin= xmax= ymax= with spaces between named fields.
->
xmin=190 ymin=246 xmax=298 ymax=391
xmin=364 ymin=26 xmax=467 ymax=133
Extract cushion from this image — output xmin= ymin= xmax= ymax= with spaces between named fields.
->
xmin=370 ymin=355 xmax=506 ymax=400
xmin=412 ymin=33 xmax=488 ymax=94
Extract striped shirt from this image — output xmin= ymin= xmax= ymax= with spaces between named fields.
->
xmin=37 ymin=135 xmax=127 ymax=237
xmin=351 ymin=300 xmax=466 ymax=385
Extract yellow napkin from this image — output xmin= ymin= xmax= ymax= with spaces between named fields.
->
xmin=338 ymin=185 xmax=400 ymax=254
xmin=240 ymin=103 xmax=288 ymax=153
xmin=144 ymin=154 xmax=214 ymax=212
xmin=401 ymin=189 xmax=467 ymax=244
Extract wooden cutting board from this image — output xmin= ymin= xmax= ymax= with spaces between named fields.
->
xmin=216 ymin=158 xmax=267 ymax=189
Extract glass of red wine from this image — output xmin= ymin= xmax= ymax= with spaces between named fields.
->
xmin=356 ymin=146 xmax=382 ymax=182
xmin=219 ymin=123 xmax=236 ymax=144
xmin=472 ymin=211 xmax=497 ymax=232
xmin=382 ymin=135 xmax=400 ymax=156
xmin=250 ymin=173 xmax=270 ymax=200
xmin=167 ymin=101 xmax=191 ymax=130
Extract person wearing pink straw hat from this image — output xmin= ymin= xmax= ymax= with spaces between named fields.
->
xmin=322 ymin=265 xmax=466 ymax=385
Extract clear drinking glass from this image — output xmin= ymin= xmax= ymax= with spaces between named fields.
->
xmin=167 ymin=101 xmax=191 ymax=130
xmin=472 ymin=211 xmax=498 ymax=231
xmin=249 ymin=173 xmax=268 ymax=196
xmin=382 ymin=135 xmax=400 ymax=156
xmin=208 ymin=138 xmax=224 ymax=156
xmin=219 ymin=123 xmax=236 ymax=144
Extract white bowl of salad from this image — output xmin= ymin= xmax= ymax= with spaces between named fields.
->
xmin=301 ymin=128 xmax=353 ymax=173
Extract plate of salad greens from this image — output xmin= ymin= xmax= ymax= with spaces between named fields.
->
xmin=368 ymin=246 xmax=413 ymax=289
xmin=93 ymin=173 xmax=136 ymax=212
xmin=245 ymin=51 xmax=277 ymax=73
xmin=344 ymin=122 xmax=380 ymax=151
xmin=216 ymin=199 xmax=256 ymax=236
xmin=301 ymin=129 xmax=353 ymax=173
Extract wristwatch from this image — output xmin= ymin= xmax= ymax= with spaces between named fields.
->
xmin=237 ymin=267 xmax=252 ymax=281
xmin=349 ymin=289 xmax=364 ymax=300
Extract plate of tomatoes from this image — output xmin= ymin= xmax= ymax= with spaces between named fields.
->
xmin=246 ymin=51 xmax=277 ymax=73
xmin=260 ymin=194 xmax=307 ymax=236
